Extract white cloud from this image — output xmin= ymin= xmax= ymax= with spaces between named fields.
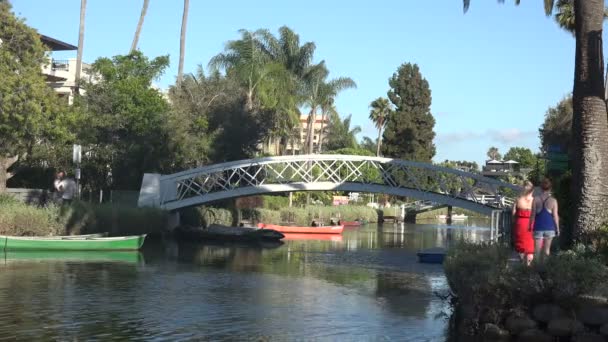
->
xmin=436 ymin=128 xmax=536 ymax=144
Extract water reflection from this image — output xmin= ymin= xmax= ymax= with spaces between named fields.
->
xmin=0 ymin=220 xmax=490 ymax=340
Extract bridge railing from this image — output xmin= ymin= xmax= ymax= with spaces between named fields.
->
xmin=154 ymin=155 xmax=522 ymax=213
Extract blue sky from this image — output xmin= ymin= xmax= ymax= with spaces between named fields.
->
xmin=12 ymin=0 xmax=590 ymax=165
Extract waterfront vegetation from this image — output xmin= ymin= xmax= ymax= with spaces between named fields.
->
xmin=0 ymin=195 xmax=166 ymax=237
xmin=445 ymin=241 xmax=608 ymax=339
xmin=181 ymin=204 xmax=379 ymax=228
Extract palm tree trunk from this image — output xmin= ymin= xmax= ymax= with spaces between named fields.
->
xmin=177 ymin=0 xmax=189 ymax=86
xmin=318 ymin=111 xmax=325 ymax=153
xmin=571 ymin=0 xmax=608 ymax=240
xmin=307 ymin=110 xmax=316 ymax=154
xmin=130 ymin=0 xmax=149 ymax=53
xmin=74 ymin=0 xmax=87 ymax=94
xmin=376 ymin=126 xmax=382 ymax=157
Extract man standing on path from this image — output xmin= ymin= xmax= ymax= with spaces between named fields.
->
xmin=58 ymin=174 xmax=77 ymax=205
xmin=53 ymin=171 xmax=65 ymax=203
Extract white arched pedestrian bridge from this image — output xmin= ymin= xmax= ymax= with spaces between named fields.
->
xmin=138 ymin=154 xmax=522 ymax=216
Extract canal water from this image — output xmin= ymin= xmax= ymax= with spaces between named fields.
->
xmin=0 ymin=219 xmax=490 ymax=341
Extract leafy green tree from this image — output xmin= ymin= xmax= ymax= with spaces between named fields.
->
xmin=487 ymin=147 xmax=501 ymax=161
xmin=464 ymin=0 xmax=608 ymax=239
xmin=325 ymin=147 xmax=374 ymax=157
xmin=324 ymin=114 xmax=362 ymax=151
xmin=359 ymin=137 xmax=377 ymax=155
xmin=504 ymin=147 xmax=537 ymax=168
xmin=0 ymin=1 xmax=73 ymax=191
xmin=79 ymin=52 xmax=171 ymax=191
xmin=382 ymin=63 xmax=436 ymax=162
xmin=169 ymin=66 xmax=270 ymax=164
xmin=369 ymin=97 xmax=392 ymax=157
xmin=539 ymin=95 xmax=572 ymax=153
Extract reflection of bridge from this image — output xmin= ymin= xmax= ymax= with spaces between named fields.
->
xmin=138 ymin=155 xmax=521 ymax=216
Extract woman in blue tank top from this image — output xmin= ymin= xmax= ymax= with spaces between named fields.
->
xmin=529 ymin=178 xmax=560 ymax=259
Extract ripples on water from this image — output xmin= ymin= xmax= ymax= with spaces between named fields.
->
xmin=0 ymin=220 xmax=490 ymax=341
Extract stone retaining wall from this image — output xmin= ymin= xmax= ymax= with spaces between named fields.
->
xmin=453 ymin=298 xmax=608 ymax=341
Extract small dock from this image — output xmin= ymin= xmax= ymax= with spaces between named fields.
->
xmin=381 ymin=215 xmax=402 ymax=223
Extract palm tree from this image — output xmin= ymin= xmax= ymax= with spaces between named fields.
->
xmin=301 ymin=63 xmax=356 ymax=153
xmin=209 ymin=29 xmax=287 ymax=112
xmin=486 ymin=147 xmax=500 ymax=161
xmin=325 ymin=114 xmax=362 ymax=151
xmin=302 ymin=62 xmax=329 ymax=153
xmin=369 ymin=97 xmax=391 ymax=157
xmin=130 ymin=0 xmax=150 ymax=53
xmin=317 ymin=78 xmax=357 ymax=153
xmin=74 ymin=0 xmax=86 ymax=93
xmin=464 ymin=0 xmax=608 ymax=238
xmin=177 ymin=0 xmax=189 ymax=86
xmin=259 ymin=27 xmax=316 ymax=154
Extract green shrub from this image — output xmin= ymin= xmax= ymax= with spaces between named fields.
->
xmin=261 ymin=195 xmax=289 ymax=210
xmin=0 ymin=200 xmax=167 ymax=236
xmin=445 ymin=241 xmax=608 ymax=334
xmin=251 ymin=205 xmax=378 ymax=225
xmin=0 ymin=201 xmax=65 ymax=236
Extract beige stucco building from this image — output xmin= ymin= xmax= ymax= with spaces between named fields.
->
xmin=262 ymin=114 xmax=330 ymax=155
xmin=40 ymin=35 xmax=91 ymax=105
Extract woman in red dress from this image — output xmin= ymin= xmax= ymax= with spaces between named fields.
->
xmin=512 ymin=181 xmax=535 ymax=265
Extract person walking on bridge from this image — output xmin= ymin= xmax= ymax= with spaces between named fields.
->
xmin=512 ymin=180 xmax=535 ymax=266
xmin=530 ymin=178 xmax=560 ymax=260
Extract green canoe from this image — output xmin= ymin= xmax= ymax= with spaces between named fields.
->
xmin=4 ymin=251 xmax=143 ymax=263
xmin=0 ymin=234 xmax=147 ymax=251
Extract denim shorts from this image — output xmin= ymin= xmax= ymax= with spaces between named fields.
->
xmin=533 ymin=230 xmax=556 ymax=239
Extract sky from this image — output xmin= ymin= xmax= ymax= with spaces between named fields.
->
xmin=11 ymin=0 xmax=592 ymax=166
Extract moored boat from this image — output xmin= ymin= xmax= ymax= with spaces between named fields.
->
xmin=175 ymin=224 xmax=284 ymax=242
xmin=0 ymin=234 xmax=147 ymax=251
xmin=257 ymin=223 xmax=344 ymax=234
xmin=416 ymin=247 xmax=446 ymax=264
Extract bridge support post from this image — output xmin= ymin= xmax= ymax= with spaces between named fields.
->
xmin=229 ymin=199 xmax=242 ymax=226
xmin=447 ymin=206 xmax=453 ymax=225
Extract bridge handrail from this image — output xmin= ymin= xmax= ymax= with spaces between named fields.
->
xmin=150 ymin=154 xmax=523 ymax=213
xmin=161 ymin=154 xmax=522 ymax=192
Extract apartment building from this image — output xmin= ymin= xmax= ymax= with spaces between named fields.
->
xmin=39 ymin=34 xmax=91 ymax=104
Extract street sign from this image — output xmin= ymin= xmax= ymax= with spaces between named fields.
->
xmin=73 ymin=144 xmax=82 ymax=164
xmin=75 ymin=168 xmax=81 ymax=180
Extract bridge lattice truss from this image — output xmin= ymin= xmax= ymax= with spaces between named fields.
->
xmin=158 ymin=155 xmax=521 ymax=214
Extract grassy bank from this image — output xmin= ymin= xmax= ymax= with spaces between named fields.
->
xmin=181 ymin=205 xmax=379 ymax=227
xmin=445 ymin=241 xmax=608 ymax=339
xmin=0 ymin=195 xmax=167 ymax=236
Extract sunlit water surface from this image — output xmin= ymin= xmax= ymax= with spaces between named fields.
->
xmin=0 ymin=219 xmax=490 ymax=341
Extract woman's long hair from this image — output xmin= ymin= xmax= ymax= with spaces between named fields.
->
xmin=521 ymin=180 xmax=534 ymax=197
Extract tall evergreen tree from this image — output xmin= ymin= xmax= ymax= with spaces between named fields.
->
xmin=382 ymin=63 xmax=436 ymax=162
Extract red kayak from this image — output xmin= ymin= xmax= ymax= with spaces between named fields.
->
xmin=257 ymin=223 xmax=344 ymax=234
